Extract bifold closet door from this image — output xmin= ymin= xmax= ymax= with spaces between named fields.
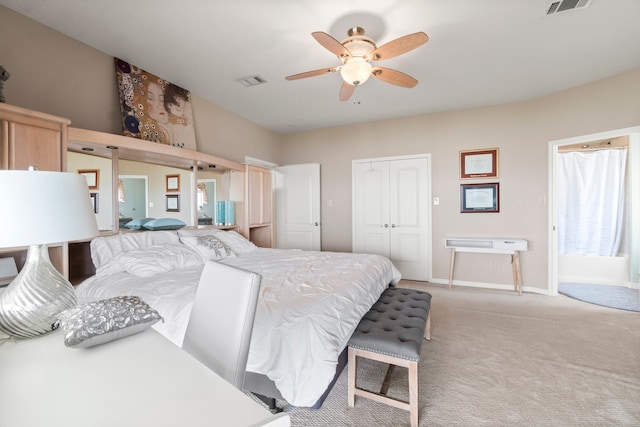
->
xmin=353 ymin=157 xmax=430 ymax=281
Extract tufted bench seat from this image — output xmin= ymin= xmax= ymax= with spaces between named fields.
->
xmin=348 ymin=287 xmax=432 ymax=427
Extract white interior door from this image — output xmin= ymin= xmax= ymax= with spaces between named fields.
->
xmin=275 ymin=163 xmax=321 ymax=250
xmin=353 ymin=161 xmax=390 ymax=257
xmin=389 ymin=157 xmax=430 ymax=281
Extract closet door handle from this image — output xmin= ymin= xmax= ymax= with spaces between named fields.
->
xmin=314 ymin=222 xmax=320 ymax=226
xmin=391 ymin=224 xmax=397 ymax=228
xmin=382 ymin=224 xmax=389 ymax=228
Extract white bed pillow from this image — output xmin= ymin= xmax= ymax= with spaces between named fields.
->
xmin=117 ymin=242 xmax=203 ymax=277
xmin=179 ymin=234 xmax=236 ymax=261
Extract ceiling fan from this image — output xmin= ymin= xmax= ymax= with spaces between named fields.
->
xmin=285 ymin=27 xmax=428 ymax=101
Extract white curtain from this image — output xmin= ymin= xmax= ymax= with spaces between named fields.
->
xmin=557 ymin=149 xmax=627 ymax=256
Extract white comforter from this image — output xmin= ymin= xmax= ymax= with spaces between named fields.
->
xmin=76 ymin=248 xmax=400 ymax=407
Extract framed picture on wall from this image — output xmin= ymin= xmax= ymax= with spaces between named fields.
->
xmin=460 ymin=183 xmax=500 ymax=213
xmin=78 ymin=169 xmax=100 ymax=190
xmin=166 ymin=194 xmax=180 ymax=212
xmin=166 ymin=174 xmax=180 ymax=192
xmin=460 ymin=148 xmax=499 ymax=179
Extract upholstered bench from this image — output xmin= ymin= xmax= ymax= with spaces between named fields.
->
xmin=348 ymin=287 xmax=432 ymax=427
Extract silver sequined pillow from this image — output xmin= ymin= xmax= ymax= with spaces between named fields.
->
xmin=57 ymin=296 xmax=163 ymax=348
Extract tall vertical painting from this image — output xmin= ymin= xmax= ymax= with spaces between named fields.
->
xmin=115 ymin=58 xmax=197 ymax=150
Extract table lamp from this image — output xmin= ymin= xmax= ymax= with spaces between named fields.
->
xmin=0 ymin=167 xmax=99 ymax=338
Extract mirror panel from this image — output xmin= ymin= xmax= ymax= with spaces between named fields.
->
xmin=197 ymin=170 xmax=227 ymax=225
xmin=67 ymin=151 xmax=114 ymax=231
xmin=118 ymin=175 xmax=148 ymax=227
xmin=119 ymin=159 xmax=193 ymax=225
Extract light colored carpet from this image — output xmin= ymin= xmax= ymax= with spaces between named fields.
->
xmin=276 ymin=282 xmax=640 ymax=426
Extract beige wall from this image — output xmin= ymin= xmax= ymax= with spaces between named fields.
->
xmin=2 ymin=5 xmax=639 ymax=292
xmin=280 ymin=68 xmax=640 ymax=291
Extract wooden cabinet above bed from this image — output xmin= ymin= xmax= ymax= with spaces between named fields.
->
xmin=0 ymin=103 xmax=70 ymax=278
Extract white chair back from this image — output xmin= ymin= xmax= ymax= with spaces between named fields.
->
xmin=182 ymin=261 xmax=262 ymax=389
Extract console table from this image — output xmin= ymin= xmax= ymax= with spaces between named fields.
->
xmin=445 ymin=237 xmax=528 ymax=295
xmin=0 ymin=328 xmax=289 ymax=427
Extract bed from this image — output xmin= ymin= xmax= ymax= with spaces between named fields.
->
xmin=75 ymin=229 xmax=401 ymax=408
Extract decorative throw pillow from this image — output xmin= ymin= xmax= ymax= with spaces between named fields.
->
xmin=180 ymin=235 xmax=236 ymax=260
xmin=56 ymin=296 xmax=163 ymax=348
xmin=212 ymin=231 xmax=258 ymax=254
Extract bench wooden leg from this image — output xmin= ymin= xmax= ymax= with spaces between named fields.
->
xmin=408 ymin=361 xmax=418 ymax=427
xmin=348 ymin=347 xmax=420 ymax=427
xmin=348 ymin=347 xmax=356 ymax=407
xmin=424 ymin=311 xmax=431 ymax=340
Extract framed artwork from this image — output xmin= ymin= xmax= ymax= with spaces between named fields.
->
xmin=115 ymin=58 xmax=197 ymax=150
xmin=165 ymin=174 xmax=180 ymax=192
xmin=460 ymin=148 xmax=499 ymax=179
xmin=78 ymin=169 xmax=100 ymax=190
xmin=166 ymin=194 xmax=180 ymax=212
xmin=460 ymin=183 xmax=500 ymax=213
xmin=89 ymin=193 xmax=99 ymax=214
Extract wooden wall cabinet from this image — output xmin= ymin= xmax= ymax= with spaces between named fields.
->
xmin=244 ymin=165 xmax=273 ymax=248
xmin=0 ymin=103 xmax=71 ymax=278
xmin=0 ymin=103 xmax=69 ymax=172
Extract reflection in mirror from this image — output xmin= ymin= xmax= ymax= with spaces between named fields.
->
xmin=67 ymin=151 xmax=113 ymax=231
xmin=119 ymin=159 xmax=194 ymax=225
xmin=118 ymin=175 xmax=148 ymax=227
xmin=196 ymin=179 xmax=216 ymax=225
xmin=197 ymin=170 xmax=227 ymax=226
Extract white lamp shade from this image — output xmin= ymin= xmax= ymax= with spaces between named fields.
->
xmin=0 ymin=170 xmax=99 ymax=248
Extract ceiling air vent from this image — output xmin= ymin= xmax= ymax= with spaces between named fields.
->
xmin=546 ymin=0 xmax=592 ymax=15
xmin=237 ymin=75 xmax=267 ymax=87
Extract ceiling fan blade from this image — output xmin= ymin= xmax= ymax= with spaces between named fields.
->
xmin=371 ymin=67 xmax=418 ymax=88
xmin=285 ymin=67 xmax=338 ymax=81
xmin=370 ymin=32 xmax=428 ymax=61
xmin=339 ymin=82 xmax=355 ymax=101
xmin=312 ymin=31 xmax=351 ymax=59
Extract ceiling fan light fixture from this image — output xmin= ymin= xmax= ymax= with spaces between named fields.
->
xmin=340 ymin=58 xmax=372 ymax=86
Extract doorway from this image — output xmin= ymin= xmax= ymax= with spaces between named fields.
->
xmin=274 ymin=163 xmax=321 ymax=251
xmin=548 ymin=127 xmax=640 ymax=295
xmin=118 ymin=175 xmax=148 ymax=224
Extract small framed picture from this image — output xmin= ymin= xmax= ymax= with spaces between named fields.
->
xmin=78 ymin=169 xmax=100 ymax=190
xmin=166 ymin=174 xmax=180 ymax=192
xmin=460 ymin=183 xmax=500 ymax=213
xmin=460 ymin=148 xmax=499 ymax=179
xmin=166 ymin=194 xmax=180 ymax=212
xmin=89 ymin=192 xmax=99 ymax=214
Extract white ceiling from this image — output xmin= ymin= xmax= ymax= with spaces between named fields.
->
xmin=2 ymin=0 xmax=640 ymax=134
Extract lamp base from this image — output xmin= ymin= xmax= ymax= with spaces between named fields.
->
xmin=0 ymin=244 xmax=77 ymax=338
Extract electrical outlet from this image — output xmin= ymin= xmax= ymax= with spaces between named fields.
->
xmin=433 ymin=197 xmax=440 ymax=205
